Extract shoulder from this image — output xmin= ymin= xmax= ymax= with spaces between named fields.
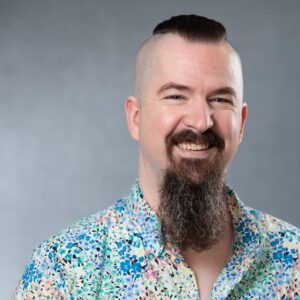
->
xmin=19 ymin=198 xmax=129 ymax=288
xmin=243 ymin=205 xmax=300 ymax=242
xmin=14 ymin=198 xmax=130 ymax=298
xmin=37 ymin=197 xmax=129 ymax=261
xmin=243 ymin=205 xmax=300 ymax=266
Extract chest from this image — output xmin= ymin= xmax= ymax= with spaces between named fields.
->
xmin=65 ymin=237 xmax=297 ymax=299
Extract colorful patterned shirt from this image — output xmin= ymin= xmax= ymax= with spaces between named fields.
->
xmin=14 ymin=181 xmax=300 ymax=299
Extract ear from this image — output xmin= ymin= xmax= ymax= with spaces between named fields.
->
xmin=239 ymin=102 xmax=248 ymax=143
xmin=124 ymin=96 xmax=140 ymax=141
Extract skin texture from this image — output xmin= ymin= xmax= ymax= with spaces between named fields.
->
xmin=125 ymin=33 xmax=247 ymax=211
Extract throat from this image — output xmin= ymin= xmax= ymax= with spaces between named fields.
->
xmin=181 ymin=218 xmax=234 ymax=298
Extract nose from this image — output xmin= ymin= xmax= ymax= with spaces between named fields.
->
xmin=181 ymin=99 xmax=213 ymax=133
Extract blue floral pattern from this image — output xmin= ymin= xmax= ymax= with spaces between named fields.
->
xmin=14 ymin=181 xmax=300 ymax=299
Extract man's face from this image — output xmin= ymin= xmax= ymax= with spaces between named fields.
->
xmin=127 ymin=34 xmax=247 ymax=185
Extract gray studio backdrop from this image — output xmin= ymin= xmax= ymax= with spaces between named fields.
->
xmin=1 ymin=0 xmax=299 ymax=298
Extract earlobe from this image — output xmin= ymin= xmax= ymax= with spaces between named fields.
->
xmin=239 ymin=103 xmax=248 ymax=143
xmin=124 ymin=96 xmax=140 ymax=141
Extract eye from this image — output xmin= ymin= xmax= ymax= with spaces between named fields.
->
xmin=210 ymin=97 xmax=232 ymax=104
xmin=165 ymin=95 xmax=186 ymax=100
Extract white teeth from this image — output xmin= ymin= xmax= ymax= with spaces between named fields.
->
xmin=178 ymin=143 xmax=209 ymax=151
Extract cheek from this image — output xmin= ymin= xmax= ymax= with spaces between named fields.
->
xmin=214 ymin=112 xmax=241 ymax=143
xmin=142 ymin=107 xmax=178 ymax=137
xmin=140 ymin=114 xmax=161 ymax=140
xmin=138 ymin=109 xmax=167 ymax=155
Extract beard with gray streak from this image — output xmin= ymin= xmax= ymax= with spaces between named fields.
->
xmin=158 ymin=129 xmax=229 ymax=252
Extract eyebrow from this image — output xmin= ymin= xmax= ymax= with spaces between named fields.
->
xmin=157 ymin=82 xmax=192 ymax=95
xmin=157 ymin=82 xmax=237 ymax=99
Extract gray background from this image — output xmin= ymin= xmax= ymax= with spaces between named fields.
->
xmin=1 ymin=0 xmax=299 ymax=298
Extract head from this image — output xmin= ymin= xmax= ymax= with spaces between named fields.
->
xmin=125 ymin=15 xmax=247 ymax=251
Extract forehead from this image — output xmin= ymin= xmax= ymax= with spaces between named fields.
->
xmin=142 ymin=34 xmax=243 ymax=98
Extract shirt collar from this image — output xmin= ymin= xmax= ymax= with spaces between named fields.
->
xmin=124 ymin=180 xmax=261 ymax=270
xmin=211 ymin=186 xmax=262 ymax=299
xmin=225 ymin=185 xmax=261 ymax=255
xmin=125 ymin=179 xmax=164 ymax=258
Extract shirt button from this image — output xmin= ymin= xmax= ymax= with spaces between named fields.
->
xmin=174 ymin=258 xmax=181 ymax=264
xmin=147 ymin=252 xmax=154 ymax=260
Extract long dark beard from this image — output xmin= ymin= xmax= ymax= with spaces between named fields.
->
xmin=158 ymin=129 xmax=229 ymax=252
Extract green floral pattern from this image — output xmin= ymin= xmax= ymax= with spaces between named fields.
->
xmin=14 ymin=181 xmax=300 ymax=299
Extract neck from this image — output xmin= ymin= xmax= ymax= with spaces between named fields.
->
xmin=181 ymin=212 xmax=234 ymax=297
xmin=182 ymin=211 xmax=234 ymax=265
xmin=138 ymin=157 xmax=162 ymax=212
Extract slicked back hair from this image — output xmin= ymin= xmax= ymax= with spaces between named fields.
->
xmin=153 ymin=15 xmax=227 ymax=43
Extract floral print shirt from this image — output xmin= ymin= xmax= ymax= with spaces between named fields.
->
xmin=14 ymin=181 xmax=300 ymax=299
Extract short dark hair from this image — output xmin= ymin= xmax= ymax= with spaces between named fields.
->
xmin=153 ymin=15 xmax=227 ymax=42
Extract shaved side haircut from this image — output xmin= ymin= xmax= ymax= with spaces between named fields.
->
xmin=135 ymin=15 xmax=234 ymax=101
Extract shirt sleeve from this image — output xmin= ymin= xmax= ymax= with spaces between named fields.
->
xmin=13 ymin=244 xmax=68 ymax=300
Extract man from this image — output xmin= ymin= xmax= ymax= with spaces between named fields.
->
xmin=14 ymin=15 xmax=299 ymax=299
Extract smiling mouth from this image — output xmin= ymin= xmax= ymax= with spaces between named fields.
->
xmin=177 ymin=143 xmax=211 ymax=151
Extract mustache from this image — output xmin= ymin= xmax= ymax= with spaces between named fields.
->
xmin=166 ymin=129 xmax=225 ymax=150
